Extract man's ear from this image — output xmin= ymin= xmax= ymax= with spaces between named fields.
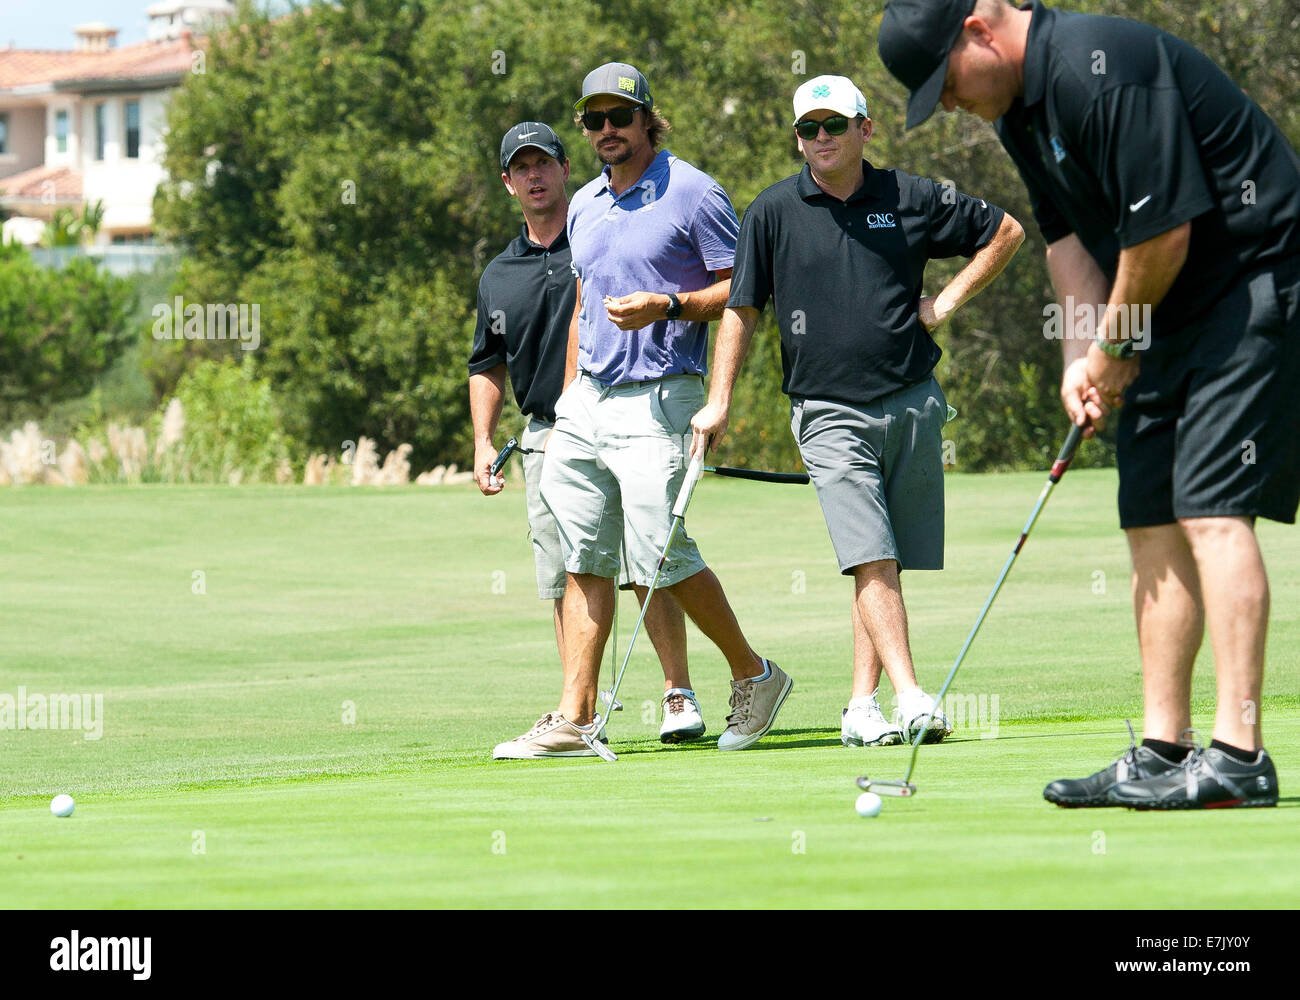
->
xmin=502 ymin=171 xmax=517 ymax=198
xmin=562 ymin=159 xmax=570 ymax=183
xmin=963 ymin=15 xmax=996 ymax=46
xmin=861 ymin=117 xmax=874 ymax=143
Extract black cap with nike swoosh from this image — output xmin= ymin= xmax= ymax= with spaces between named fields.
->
xmin=500 ymin=122 xmax=567 ymax=171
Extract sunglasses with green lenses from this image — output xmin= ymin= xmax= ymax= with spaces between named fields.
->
xmin=581 ymin=106 xmax=639 ymax=131
xmin=794 ymin=115 xmax=856 ymax=140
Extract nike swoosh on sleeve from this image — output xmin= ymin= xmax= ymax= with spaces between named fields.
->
xmin=1129 ymin=195 xmax=1152 ymax=212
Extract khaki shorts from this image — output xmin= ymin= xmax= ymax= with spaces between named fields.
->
xmin=540 ymin=373 xmax=708 ymax=588
xmin=520 ymin=417 xmax=566 ymax=600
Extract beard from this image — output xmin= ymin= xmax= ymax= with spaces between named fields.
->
xmin=596 ymin=140 xmax=633 ymax=166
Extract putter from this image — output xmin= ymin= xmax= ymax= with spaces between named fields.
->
xmin=488 ymin=437 xmax=518 ymax=485
xmin=599 ymin=577 xmax=622 ymax=715
xmin=583 ymin=447 xmax=708 ymax=762
xmin=857 ymin=423 xmax=1086 ymax=797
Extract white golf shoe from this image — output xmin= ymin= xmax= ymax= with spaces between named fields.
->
xmin=841 ymin=693 xmax=904 ymax=747
xmin=660 ymin=688 xmax=706 ymax=743
xmin=894 ymin=687 xmax=954 ymax=744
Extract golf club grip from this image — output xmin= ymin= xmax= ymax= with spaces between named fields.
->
xmin=490 ymin=437 xmax=519 ymax=478
xmin=672 ymin=450 xmax=706 ymax=518
xmin=1049 ymin=423 xmax=1086 ymax=482
xmin=705 ymin=466 xmax=811 ymax=485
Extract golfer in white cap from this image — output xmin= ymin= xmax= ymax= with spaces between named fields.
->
xmin=692 ymin=74 xmax=1025 ymax=748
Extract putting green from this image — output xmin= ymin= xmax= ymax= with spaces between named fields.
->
xmin=1 ymin=472 xmax=1296 ymax=907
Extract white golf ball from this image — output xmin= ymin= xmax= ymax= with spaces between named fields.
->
xmin=855 ymin=791 xmax=882 ymax=818
xmin=50 ymin=794 xmax=75 ymax=818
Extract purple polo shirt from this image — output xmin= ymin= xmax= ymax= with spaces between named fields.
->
xmin=567 ymin=149 xmax=739 ymax=385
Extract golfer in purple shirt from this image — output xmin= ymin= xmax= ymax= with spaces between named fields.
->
xmin=492 ymin=62 xmax=793 ymax=761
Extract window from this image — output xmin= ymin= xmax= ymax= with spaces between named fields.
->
xmin=0 ymin=113 xmax=8 ymax=154
xmin=125 ymin=101 xmax=140 ymax=159
xmin=55 ymin=110 xmax=68 ymax=153
xmin=95 ymin=103 xmax=106 ymax=160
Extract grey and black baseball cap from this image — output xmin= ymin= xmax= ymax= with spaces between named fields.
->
xmin=878 ymin=0 xmax=977 ymax=129
xmin=574 ymin=62 xmax=653 ymax=113
xmin=499 ymin=121 xmax=567 ymax=171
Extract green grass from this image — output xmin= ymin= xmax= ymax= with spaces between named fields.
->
xmin=1 ymin=471 xmax=1297 ymax=907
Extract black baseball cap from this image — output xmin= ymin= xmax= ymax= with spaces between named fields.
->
xmin=878 ymin=0 xmax=977 ymax=129
xmin=499 ymin=121 xmax=567 ymax=171
xmin=574 ymin=62 xmax=653 ymax=113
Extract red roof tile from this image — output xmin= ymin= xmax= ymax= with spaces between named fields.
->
xmin=0 ymin=36 xmax=198 ymax=89
xmin=0 ymin=165 xmax=83 ymax=201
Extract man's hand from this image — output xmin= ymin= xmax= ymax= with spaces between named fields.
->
xmin=474 ymin=441 xmax=505 ymax=495
xmin=1060 ymin=356 xmax=1108 ymax=436
xmin=918 ymin=295 xmax=952 ymax=332
xmin=604 ymin=291 xmax=668 ymax=330
xmin=1085 ymin=342 xmax=1139 ymax=414
xmin=690 ymin=400 xmax=730 ymax=458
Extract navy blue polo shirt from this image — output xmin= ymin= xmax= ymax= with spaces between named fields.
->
xmin=996 ymin=1 xmax=1300 ymax=335
xmin=729 ymin=160 xmax=1004 ymax=406
xmin=468 ymin=225 xmax=573 ymax=424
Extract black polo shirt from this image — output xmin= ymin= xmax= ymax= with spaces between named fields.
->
xmin=468 ymin=225 xmax=573 ymax=424
xmin=728 ymin=160 xmax=1004 ymax=406
xmin=996 ymin=1 xmax=1300 ymax=335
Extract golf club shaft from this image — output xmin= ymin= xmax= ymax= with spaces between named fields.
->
xmin=598 ymin=450 xmax=706 ymax=741
xmin=900 ymin=422 xmax=1086 ymax=784
xmin=704 ymin=466 xmax=810 ymax=485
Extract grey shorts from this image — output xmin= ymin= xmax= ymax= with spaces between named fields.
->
xmin=521 ymin=417 xmax=566 ymax=600
xmin=792 ymin=376 xmax=947 ymax=573
xmin=540 ymin=372 xmax=708 ymax=588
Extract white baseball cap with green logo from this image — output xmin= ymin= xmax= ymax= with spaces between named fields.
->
xmin=792 ymin=75 xmax=869 ymax=124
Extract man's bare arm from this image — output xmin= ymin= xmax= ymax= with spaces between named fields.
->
xmin=563 ymin=277 xmax=581 ymax=391
xmin=688 ymin=304 xmax=760 ymax=455
xmin=921 ymin=214 xmax=1025 ymax=330
xmin=604 ymin=268 xmax=734 ymax=329
xmin=469 ymin=365 xmax=507 ymax=494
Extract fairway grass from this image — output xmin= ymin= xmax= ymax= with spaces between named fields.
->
xmin=2 ymin=471 xmax=1297 ymax=908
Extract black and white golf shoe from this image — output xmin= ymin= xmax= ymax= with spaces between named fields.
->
xmin=1043 ymin=722 xmax=1185 ymax=808
xmin=1107 ymin=746 xmax=1279 ymax=809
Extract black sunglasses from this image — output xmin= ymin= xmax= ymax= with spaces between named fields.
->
xmin=581 ymin=106 xmax=639 ymax=131
xmin=794 ymin=115 xmax=854 ymax=140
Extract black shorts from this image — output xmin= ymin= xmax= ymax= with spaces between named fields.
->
xmin=1117 ymin=257 xmax=1300 ymax=529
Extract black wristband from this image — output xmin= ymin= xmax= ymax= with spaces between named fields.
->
xmin=665 ymin=292 xmax=683 ymax=321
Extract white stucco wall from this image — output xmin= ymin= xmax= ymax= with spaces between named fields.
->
xmin=81 ymin=90 xmax=171 ymax=237
xmin=0 ymin=105 xmax=47 ymax=177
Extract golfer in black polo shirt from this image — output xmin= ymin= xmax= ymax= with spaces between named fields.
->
xmin=470 ymin=123 xmax=691 ymax=758
xmin=880 ymin=0 xmax=1300 ymax=807
xmin=691 ymin=75 xmax=1024 ymax=749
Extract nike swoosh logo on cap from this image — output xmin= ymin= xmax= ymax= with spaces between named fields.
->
xmin=517 ymin=131 xmax=538 ymax=140
xmin=1129 ymin=195 xmax=1152 ymax=212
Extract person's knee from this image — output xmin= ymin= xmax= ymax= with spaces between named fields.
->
xmin=1178 ymin=515 xmax=1255 ymax=547
xmin=852 ymin=559 xmax=901 ymax=585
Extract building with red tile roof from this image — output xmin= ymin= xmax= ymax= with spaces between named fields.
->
xmin=0 ymin=2 xmax=232 ymax=245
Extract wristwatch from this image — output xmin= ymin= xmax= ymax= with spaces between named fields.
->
xmin=1094 ymin=333 xmax=1136 ymax=360
xmin=665 ymin=292 xmax=683 ymax=321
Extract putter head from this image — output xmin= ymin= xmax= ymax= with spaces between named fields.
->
xmin=599 ymin=689 xmax=624 ymax=712
xmin=856 ymin=775 xmax=917 ymax=797
xmin=583 ymin=716 xmax=618 ymax=762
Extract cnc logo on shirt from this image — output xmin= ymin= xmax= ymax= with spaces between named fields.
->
xmin=1050 ymin=135 xmax=1068 ymax=163
xmin=866 ymin=213 xmax=897 ymax=229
